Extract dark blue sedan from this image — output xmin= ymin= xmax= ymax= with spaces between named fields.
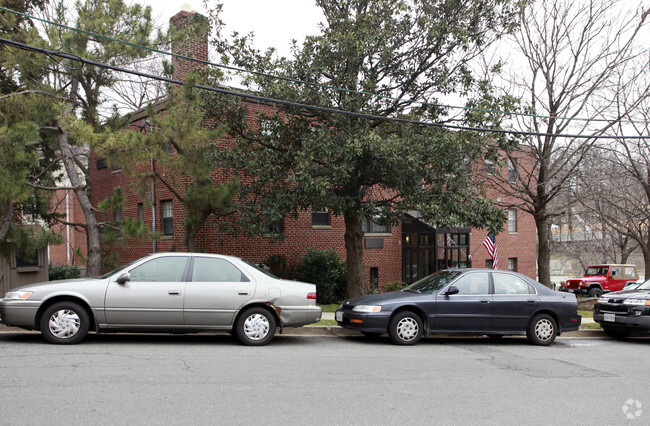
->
xmin=336 ymin=269 xmax=581 ymax=345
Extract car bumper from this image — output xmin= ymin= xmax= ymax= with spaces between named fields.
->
xmin=279 ymin=305 xmax=322 ymax=327
xmin=0 ymin=300 xmax=39 ymax=330
xmin=335 ymin=309 xmax=390 ymax=334
xmin=559 ymin=314 xmax=581 ymax=332
xmin=594 ymin=312 xmax=650 ymax=333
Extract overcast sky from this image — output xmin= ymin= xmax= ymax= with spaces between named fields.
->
xmin=138 ymin=0 xmax=324 ymax=56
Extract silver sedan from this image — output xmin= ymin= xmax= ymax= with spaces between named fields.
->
xmin=0 ymin=253 xmax=321 ymax=345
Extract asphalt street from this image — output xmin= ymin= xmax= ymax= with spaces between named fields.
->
xmin=0 ymin=327 xmax=647 ymax=425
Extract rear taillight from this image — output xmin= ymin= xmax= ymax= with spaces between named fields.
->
xmin=307 ymin=292 xmax=317 ymax=299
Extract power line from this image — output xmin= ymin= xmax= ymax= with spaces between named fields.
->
xmin=1 ymin=5 xmax=647 ymax=126
xmin=1 ymin=36 xmax=648 ymax=140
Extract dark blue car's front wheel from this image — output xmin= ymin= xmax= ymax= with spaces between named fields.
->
xmin=389 ymin=311 xmax=423 ymax=345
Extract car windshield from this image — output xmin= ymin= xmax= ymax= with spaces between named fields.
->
xmin=636 ymin=280 xmax=650 ymax=291
xmin=585 ymin=266 xmax=609 ymax=276
xmin=402 ymin=270 xmax=463 ymax=295
xmin=242 ymin=259 xmax=280 ymax=279
xmin=100 ymin=258 xmax=143 ymax=279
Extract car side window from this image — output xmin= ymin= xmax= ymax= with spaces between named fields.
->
xmin=191 ymin=257 xmax=250 ymax=282
xmin=128 ymin=257 xmax=188 ymax=282
xmin=453 ymin=273 xmax=490 ymax=295
xmin=493 ymin=273 xmax=535 ymax=295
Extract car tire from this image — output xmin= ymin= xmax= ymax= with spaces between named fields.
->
xmin=388 ymin=311 xmax=423 ymax=345
xmin=603 ymin=327 xmax=630 ymax=339
xmin=588 ymin=287 xmax=603 ymax=298
xmin=526 ymin=314 xmax=557 ymax=346
xmin=39 ymin=301 xmax=90 ymax=345
xmin=234 ymin=307 xmax=277 ymax=346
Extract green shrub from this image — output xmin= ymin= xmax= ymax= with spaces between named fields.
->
xmin=49 ymin=263 xmax=81 ymax=281
xmin=297 ymin=248 xmax=346 ymax=305
xmin=264 ymin=254 xmax=293 ymax=279
xmin=383 ymin=280 xmax=408 ymax=292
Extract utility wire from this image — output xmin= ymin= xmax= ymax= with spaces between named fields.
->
xmin=0 ymin=37 xmax=647 ymax=140
xmin=0 ymin=5 xmax=647 ymax=125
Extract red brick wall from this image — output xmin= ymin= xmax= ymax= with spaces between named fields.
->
xmin=48 ymin=188 xmax=87 ymax=267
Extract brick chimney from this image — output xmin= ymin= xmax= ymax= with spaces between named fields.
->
xmin=170 ymin=7 xmax=209 ymax=82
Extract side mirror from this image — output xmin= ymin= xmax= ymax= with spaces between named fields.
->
xmin=445 ymin=285 xmax=460 ymax=296
xmin=116 ymin=272 xmax=130 ymax=284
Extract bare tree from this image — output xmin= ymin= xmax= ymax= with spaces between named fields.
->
xmin=488 ymin=0 xmax=649 ymax=285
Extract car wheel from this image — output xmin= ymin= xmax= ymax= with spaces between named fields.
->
xmin=526 ymin=314 xmax=557 ymax=346
xmin=39 ymin=301 xmax=90 ymax=345
xmin=234 ymin=307 xmax=277 ymax=346
xmin=388 ymin=311 xmax=423 ymax=345
xmin=588 ymin=287 xmax=603 ymax=298
xmin=603 ymin=327 xmax=630 ymax=339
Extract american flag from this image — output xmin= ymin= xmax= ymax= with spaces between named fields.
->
xmin=483 ymin=233 xmax=498 ymax=269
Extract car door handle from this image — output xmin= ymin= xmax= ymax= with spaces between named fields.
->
xmin=527 ymin=299 xmax=537 ymax=303
xmin=168 ymin=290 xmax=182 ymax=295
xmin=238 ymin=292 xmax=249 ymax=296
xmin=480 ymin=300 xmax=490 ymax=304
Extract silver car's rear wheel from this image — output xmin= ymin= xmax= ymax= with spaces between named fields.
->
xmin=234 ymin=307 xmax=277 ymax=346
xmin=39 ymin=301 xmax=90 ymax=345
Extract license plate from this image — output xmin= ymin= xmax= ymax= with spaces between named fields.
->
xmin=335 ymin=311 xmax=343 ymax=322
xmin=604 ymin=313 xmax=616 ymax=322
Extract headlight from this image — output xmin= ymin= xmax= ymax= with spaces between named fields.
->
xmin=623 ymin=299 xmax=650 ymax=306
xmin=3 ymin=291 xmax=34 ymax=300
xmin=352 ymin=305 xmax=382 ymax=313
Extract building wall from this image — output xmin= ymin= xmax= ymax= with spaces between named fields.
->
xmin=48 ymin=188 xmax=87 ymax=268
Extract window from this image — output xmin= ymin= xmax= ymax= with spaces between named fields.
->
xmin=493 ymin=272 xmax=534 ymax=294
xmin=508 ymin=209 xmax=517 ymax=233
xmin=97 ymin=158 xmax=107 ymax=170
xmin=115 ymin=208 xmax=123 ymax=238
xmin=191 ymin=257 xmax=250 ymax=282
xmin=484 ymin=159 xmax=495 ymax=173
xmin=485 ymin=259 xmax=494 ymax=269
xmin=362 ymin=218 xmax=390 ymax=234
xmin=262 ymin=216 xmax=284 ymax=235
xmin=128 ymin=256 xmax=188 ymax=282
xmin=369 ymin=267 xmax=379 ymax=290
xmin=138 ymin=203 xmax=144 ymax=224
xmin=312 ymin=208 xmax=330 ymax=227
xmin=15 ymin=249 xmax=39 ymax=268
xmin=508 ymin=158 xmax=517 ymax=182
xmin=161 ymin=200 xmax=174 ymax=236
xmin=452 ymin=272 xmax=490 ymax=295
xmin=508 ymin=258 xmax=518 ymax=272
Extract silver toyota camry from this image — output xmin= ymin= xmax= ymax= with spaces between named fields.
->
xmin=0 ymin=253 xmax=321 ymax=345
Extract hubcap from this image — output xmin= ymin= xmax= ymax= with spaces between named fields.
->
xmin=243 ymin=313 xmax=270 ymax=341
xmin=535 ymin=318 xmax=554 ymax=341
xmin=48 ymin=309 xmax=81 ymax=339
xmin=396 ymin=317 xmax=419 ymax=342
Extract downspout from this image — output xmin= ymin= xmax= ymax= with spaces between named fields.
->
xmin=151 ymin=157 xmax=156 ymax=253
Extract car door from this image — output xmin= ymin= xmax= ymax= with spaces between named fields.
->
xmin=491 ymin=272 xmax=539 ymax=332
xmin=183 ymin=256 xmax=255 ymax=326
xmin=104 ymin=256 xmax=189 ymax=327
xmin=433 ymin=272 xmax=492 ymax=332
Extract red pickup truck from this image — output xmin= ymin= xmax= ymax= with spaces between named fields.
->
xmin=561 ymin=264 xmax=640 ymax=297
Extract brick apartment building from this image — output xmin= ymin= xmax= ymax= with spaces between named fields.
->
xmin=89 ymin=10 xmax=537 ymax=288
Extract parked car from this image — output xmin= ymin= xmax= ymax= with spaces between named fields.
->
xmin=593 ymin=279 xmax=650 ymax=338
xmin=336 ymin=269 xmax=581 ymax=345
xmin=561 ymin=264 xmax=639 ymax=297
xmin=0 ymin=253 xmax=321 ymax=345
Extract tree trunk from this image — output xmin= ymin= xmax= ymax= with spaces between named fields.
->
xmin=344 ymin=212 xmax=366 ymax=299
xmin=536 ymin=214 xmax=551 ymax=287
xmin=57 ymin=128 xmax=102 ymax=277
xmin=0 ymin=199 xmax=12 ymax=242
